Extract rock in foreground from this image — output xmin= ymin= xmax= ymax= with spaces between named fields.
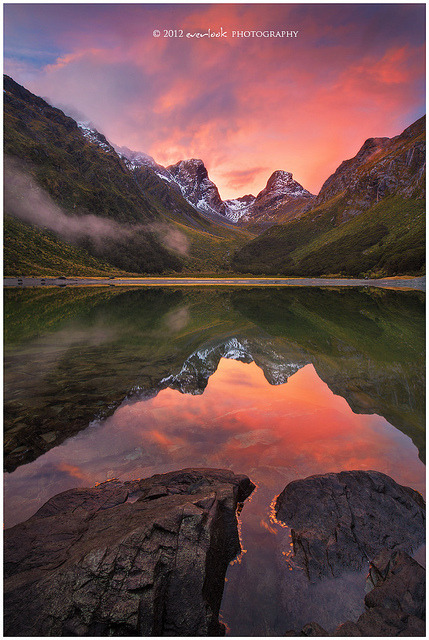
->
xmin=4 ymin=468 xmax=255 ymax=636
xmin=275 ymin=470 xmax=425 ymax=580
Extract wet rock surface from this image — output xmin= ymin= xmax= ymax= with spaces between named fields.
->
xmin=285 ymin=550 xmax=425 ymax=636
xmin=275 ymin=470 xmax=425 ymax=580
xmin=333 ymin=550 xmax=426 ymax=637
xmin=4 ymin=468 xmax=255 ymax=636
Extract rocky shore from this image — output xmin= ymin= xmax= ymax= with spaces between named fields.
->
xmin=276 ymin=470 xmax=426 ymax=636
xmin=4 ymin=468 xmax=255 ymax=636
xmin=4 ymin=468 xmax=425 ymax=636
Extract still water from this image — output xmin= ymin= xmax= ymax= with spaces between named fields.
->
xmin=4 ymin=286 xmax=425 ymax=634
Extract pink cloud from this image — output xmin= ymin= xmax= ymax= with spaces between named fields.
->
xmin=5 ymin=4 xmax=425 ymax=199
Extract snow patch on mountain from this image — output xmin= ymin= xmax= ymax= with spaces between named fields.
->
xmin=114 ymin=145 xmax=173 ymax=182
xmin=224 ymin=195 xmax=256 ymax=222
xmin=77 ymin=122 xmax=113 ymax=153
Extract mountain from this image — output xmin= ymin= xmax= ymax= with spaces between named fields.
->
xmin=116 ymin=148 xmax=313 ymax=228
xmin=167 ymin=158 xmax=228 ymax=218
xmin=114 ymin=148 xmax=227 ymax=220
xmin=3 ymin=75 xmax=184 ymax=273
xmin=3 ymin=75 xmax=251 ymax=275
xmin=222 ymin=195 xmax=256 ymax=222
xmin=226 ymin=170 xmax=314 ymax=227
xmin=232 ymin=117 xmax=425 ymax=276
xmin=314 ymin=118 xmax=425 ymax=216
xmin=114 ymin=143 xmax=173 ymax=181
xmin=4 ymin=74 xmax=425 ymax=277
xmin=4 ymin=214 xmax=130 ymax=276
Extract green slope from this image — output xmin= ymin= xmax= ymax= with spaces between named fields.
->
xmin=232 ymin=117 xmax=425 ymax=277
xmin=4 ymin=76 xmax=158 ymax=224
xmin=4 ymin=75 xmax=253 ymax=275
xmin=233 ymin=196 xmax=425 ymax=277
xmin=4 ymin=215 xmax=132 ymax=276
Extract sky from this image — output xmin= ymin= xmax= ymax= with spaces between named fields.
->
xmin=4 ymin=3 xmax=426 ymax=199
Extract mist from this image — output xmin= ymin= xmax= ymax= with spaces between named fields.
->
xmin=4 ymin=157 xmax=190 ymax=256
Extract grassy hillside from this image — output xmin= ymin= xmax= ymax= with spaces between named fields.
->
xmin=4 ymin=75 xmax=255 ymax=275
xmin=232 ymin=116 xmax=425 ymax=277
xmin=4 ymin=215 xmax=133 ymax=276
xmin=131 ymin=165 xmax=254 ymax=273
xmin=233 ymin=196 xmax=425 ymax=277
xmin=4 ymin=76 xmax=158 ymax=223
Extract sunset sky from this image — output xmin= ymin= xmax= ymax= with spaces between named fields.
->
xmin=4 ymin=3 xmax=426 ymax=199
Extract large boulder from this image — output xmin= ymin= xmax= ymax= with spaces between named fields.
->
xmin=4 ymin=468 xmax=255 ymax=636
xmin=275 ymin=470 xmax=425 ymax=581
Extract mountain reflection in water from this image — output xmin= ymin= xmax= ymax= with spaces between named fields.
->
xmin=4 ymin=285 xmax=425 ymax=634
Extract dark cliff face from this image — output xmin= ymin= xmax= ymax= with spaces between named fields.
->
xmin=4 ymin=468 xmax=255 ymax=636
xmin=167 ymin=158 xmax=227 ymax=217
xmin=313 ymin=116 xmax=426 ymax=220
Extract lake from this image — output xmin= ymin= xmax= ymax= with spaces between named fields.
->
xmin=4 ymin=285 xmax=425 ymax=634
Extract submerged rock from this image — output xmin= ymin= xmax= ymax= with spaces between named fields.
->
xmin=275 ymin=470 xmax=425 ymax=580
xmin=4 ymin=468 xmax=255 ymax=636
xmin=333 ymin=550 xmax=426 ymax=637
xmin=284 ymin=551 xmax=425 ymax=636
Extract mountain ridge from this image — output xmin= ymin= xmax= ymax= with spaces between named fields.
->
xmin=3 ymin=74 xmax=252 ymax=275
xmin=3 ymin=74 xmax=425 ymax=277
xmin=115 ymin=145 xmax=313 ymax=227
xmin=232 ymin=116 xmax=425 ymax=277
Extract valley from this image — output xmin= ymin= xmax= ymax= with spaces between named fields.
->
xmin=3 ymin=6 xmax=426 ymax=638
xmin=3 ymin=74 xmax=425 ymax=279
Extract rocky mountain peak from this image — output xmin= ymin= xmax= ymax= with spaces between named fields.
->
xmin=167 ymin=158 xmax=226 ymax=217
xmin=168 ymin=158 xmax=209 ymax=184
xmin=261 ymin=170 xmax=312 ymax=198
xmin=314 ymin=117 xmax=426 ymax=215
xmin=352 ymin=136 xmax=390 ymax=165
xmin=227 ymin=169 xmax=314 ymax=226
xmin=266 ymin=169 xmax=293 ymax=186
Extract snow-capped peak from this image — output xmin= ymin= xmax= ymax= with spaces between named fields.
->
xmin=224 ymin=195 xmax=256 ymax=222
xmin=167 ymin=158 xmax=226 ymax=217
xmin=261 ymin=170 xmax=312 ymax=198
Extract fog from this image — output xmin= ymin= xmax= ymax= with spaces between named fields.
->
xmin=4 ymin=157 xmax=190 ymax=256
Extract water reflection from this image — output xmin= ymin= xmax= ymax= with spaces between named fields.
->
xmin=4 ymin=285 xmax=425 ymax=634
xmin=4 ymin=287 xmax=425 ymax=472
xmin=4 ymin=357 xmax=425 ymax=634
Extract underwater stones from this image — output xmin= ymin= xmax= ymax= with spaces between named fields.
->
xmin=285 ymin=550 xmax=425 ymax=636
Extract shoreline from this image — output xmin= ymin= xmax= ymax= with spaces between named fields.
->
xmin=3 ymin=275 xmax=426 ymax=291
